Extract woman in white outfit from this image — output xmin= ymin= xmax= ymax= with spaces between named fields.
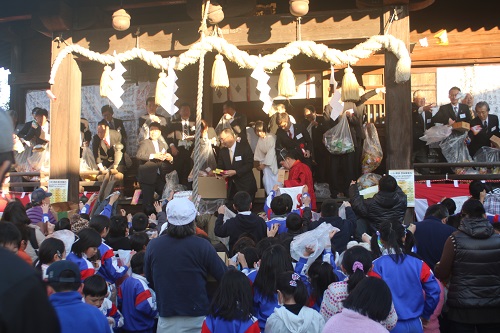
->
xmin=254 ymin=121 xmax=278 ymax=194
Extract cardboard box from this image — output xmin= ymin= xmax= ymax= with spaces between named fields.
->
xmin=277 ymin=168 xmax=289 ymax=183
xmin=255 ymin=188 xmax=266 ymax=198
xmin=51 ymin=201 xmax=79 ymax=220
xmin=452 ymin=121 xmax=470 ymax=132
xmin=198 ymin=176 xmax=227 ymax=199
xmin=253 ymin=168 xmax=261 ymax=189
xmin=491 ymin=135 xmax=500 ymax=148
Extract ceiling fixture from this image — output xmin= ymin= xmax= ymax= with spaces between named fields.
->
xmin=112 ymin=8 xmax=131 ymax=31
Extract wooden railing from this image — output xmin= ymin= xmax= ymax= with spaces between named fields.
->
xmin=4 ymin=169 xmax=122 ymax=188
xmin=413 ymin=162 xmax=500 ymax=181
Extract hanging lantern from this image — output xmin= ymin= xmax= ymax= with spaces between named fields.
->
xmin=112 ymin=9 xmax=131 ymax=31
xmin=207 ymin=4 xmax=224 ymax=25
xmin=289 ymin=0 xmax=310 ymax=17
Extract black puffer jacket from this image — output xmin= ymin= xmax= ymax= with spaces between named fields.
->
xmin=349 ymin=183 xmax=407 ymax=230
xmin=447 ymin=217 xmax=500 ymax=309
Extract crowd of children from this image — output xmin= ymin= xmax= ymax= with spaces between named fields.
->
xmin=1 ymin=176 xmax=500 ymax=333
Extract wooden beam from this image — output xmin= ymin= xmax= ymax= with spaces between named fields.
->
xmin=69 ymin=8 xmax=382 ymax=55
xmin=383 ymin=6 xmax=412 ymax=170
xmin=410 ymin=28 xmax=500 ymax=66
xmin=49 ymin=38 xmax=81 ymax=203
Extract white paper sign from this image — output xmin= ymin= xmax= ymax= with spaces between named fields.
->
xmin=388 ymin=169 xmax=415 ymax=207
xmin=48 ymin=179 xmax=69 ymax=203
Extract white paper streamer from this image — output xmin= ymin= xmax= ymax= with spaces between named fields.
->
xmin=164 ymin=61 xmax=179 ymax=116
xmin=106 ymin=54 xmax=127 ymax=109
xmin=251 ymin=58 xmax=273 ymax=114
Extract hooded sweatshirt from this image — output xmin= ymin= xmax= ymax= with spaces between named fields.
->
xmin=214 ymin=212 xmax=267 ymax=252
xmin=265 ymin=305 xmax=325 ymax=333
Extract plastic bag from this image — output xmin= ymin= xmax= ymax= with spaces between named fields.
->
xmin=356 ymin=173 xmax=382 ymax=190
xmin=473 ymin=147 xmax=500 ymax=174
xmin=473 ymin=147 xmax=500 ymax=163
xmin=439 ymin=131 xmax=472 ymax=174
xmin=361 ymin=123 xmax=383 ymax=173
xmin=161 ymin=170 xmax=184 ymax=200
xmin=420 ymin=124 xmax=452 ymax=145
xmin=338 ymin=202 xmax=347 ymax=219
xmin=314 ymin=183 xmax=331 ymax=199
xmin=323 ymin=114 xmax=355 ymax=155
xmin=290 ymin=222 xmax=340 ymax=267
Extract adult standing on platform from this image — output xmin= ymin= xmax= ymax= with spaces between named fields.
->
xmin=92 ymin=121 xmax=124 ymax=173
xmin=101 ymin=105 xmax=127 ymax=148
xmin=215 ymin=100 xmax=247 ymax=143
xmin=302 ymin=105 xmax=330 ymax=183
xmin=275 ymin=112 xmax=313 ymax=169
xmin=432 ymin=86 xmax=472 ymax=125
xmin=467 ymin=101 xmax=499 ymax=157
xmin=138 ymin=97 xmax=168 ymax=144
xmin=136 ymin=122 xmax=174 ymax=212
xmin=254 ymin=121 xmax=278 ymax=195
xmin=412 ymin=90 xmax=434 ymax=169
xmin=166 ymin=103 xmax=195 ymax=187
xmin=217 ymin=128 xmax=257 ymax=204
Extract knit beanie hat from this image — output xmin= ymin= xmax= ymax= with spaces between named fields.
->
xmin=70 ymin=214 xmax=89 ymax=234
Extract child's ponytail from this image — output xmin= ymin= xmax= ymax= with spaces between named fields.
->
xmin=378 ymin=220 xmax=406 ymax=263
xmin=276 ymin=271 xmax=308 ymax=306
xmin=341 ymin=246 xmax=372 ymax=293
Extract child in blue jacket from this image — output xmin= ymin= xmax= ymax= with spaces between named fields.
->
xmin=118 ymin=251 xmax=158 ymax=333
xmin=83 ymin=275 xmax=124 ymax=331
xmin=370 ymin=220 xmax=440 ymax=333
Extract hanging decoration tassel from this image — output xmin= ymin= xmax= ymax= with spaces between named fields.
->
xmin=341 ymin=66 xmax=360 ymax=102
xmin=99 ymin=65 xmax=112 ymax=97
xmin=278 ymin=62 xmax=296 ymax=98
xmin=155 ymin=71 xmax=169 ymax=109
xmin=211 ymin=54 xmax=229 ymax=89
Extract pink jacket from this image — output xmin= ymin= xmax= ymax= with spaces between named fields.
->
xmin=424 ymin=280 xmax=445 ymax=333
xmin=322 ymin=309 xmax=388 ymax=333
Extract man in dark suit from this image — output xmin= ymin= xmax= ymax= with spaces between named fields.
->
xmin=215 ymin=100 xmax=247 ymax=143
xmin=92 ymin=120 xmax=124 ymax=172
xmin=136 ymin=122 xmax=174 ymax=212
xmin=217 ymin=128 xmax=257 ymax=205
xmin=276 ymin=112 xmax=313 ymax=169
xmin=166 ymin=103 xmax=195 ymax=187
xmin=432 ymin=86 xmax=472 ymax=125
xmin=302 ymin=105 xmax=330 ymax=183
xmin=467 ymin=101 xmax=500 ymax=157
xmin=138 ymin=96 xmax=169 ymax=145
xmin=101 ymin=105 xmax=127 ymax=148
xmin=412 ymin=90 xmax=434 ymax=173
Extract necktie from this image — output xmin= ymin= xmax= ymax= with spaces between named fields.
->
xmin=229 ymin=148 xmax=234 ymax=163
xmin=453 ymin=106 xmax=458 ymax=116
xmin=104 ymin=138 xmax=110 ymax=147
xmin=483 ymin=120 xmax=488 ymax=132
xmin=288 ymin=130 xmax=293 ymax=139
xmin=421 ymin=113 xmax=426 ymax=130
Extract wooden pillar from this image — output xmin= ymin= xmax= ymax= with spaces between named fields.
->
xmin=49 ymin=39 xmax=81 ymax=203
xmin=8 ymin=40 xmax=24 ymax=121
xmin=383 ymin=6 xmax=412 ymax=170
